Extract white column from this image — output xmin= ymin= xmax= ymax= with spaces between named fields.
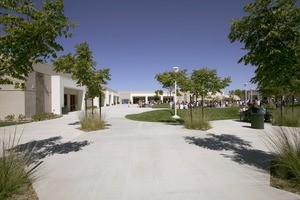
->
xmin=130 ymin=94 xmax=133 ymax=104
xmin=145 ymin=96 xmax=148 ymax=103
xmin=104 ymin=91 xmax=109 ymax=107
xmin=51 ymin=76 xmax=62 ymax=115
xmin=78 ymin=90 xmax=85 ymax=110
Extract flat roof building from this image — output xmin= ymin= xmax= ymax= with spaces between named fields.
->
xmin=0 ymin=63 xmax=118 ymax=119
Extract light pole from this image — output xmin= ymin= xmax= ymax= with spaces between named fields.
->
xmin=244 ymin=83 xmax=248 ymax=104
xmin=172 ymin=67 xmax=180 ymax=119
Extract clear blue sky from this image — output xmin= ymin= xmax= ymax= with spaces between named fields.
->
xmin=56 ymin=0 xmax=258 ymax=94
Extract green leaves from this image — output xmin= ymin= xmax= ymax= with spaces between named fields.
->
xmin=53 ymin=43 xmax=111 ymax=99
xmin=229 ymin=0 xmax=300 ymax=96
xmin=155 ymin=69 xmax=188 ymax=94
xmin=190 ymin=67 xmax=231 ymax=98
xmin=0 ymin=0 xmax=76 ymax=87
xmin=155 ymin=67 xmax=231 ymax=100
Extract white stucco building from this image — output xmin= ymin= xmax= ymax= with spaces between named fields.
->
xmin=0 ymin=63 xmax=118 ymax=119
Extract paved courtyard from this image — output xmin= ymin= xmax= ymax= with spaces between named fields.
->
xmin=1 ymin=105 xmax=299 ymax=200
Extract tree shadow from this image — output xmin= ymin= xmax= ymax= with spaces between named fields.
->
xmin=68 ymin=121 xmax=80 ymax=125
xmin=185 ymin=134 xmax=274 ymax=171
xmin=242 ymin=125 xmax=252 ymax=129
xmin=13 ymin=136 xmax=90 ymax=163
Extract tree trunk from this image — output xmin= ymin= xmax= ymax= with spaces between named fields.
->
xmin=201 ymin=94 xmax=204 ymax=119
xmin=85 ymin=95 xmax=87 ymax=118
xmin=292 ymin=95 xmax=294 ymax=114
xmin=280 ymin=96 xmax=283 ymax=118
xmin=99 ymin=93 xmax=102 ymax=119
xmin=92 ymin=99 xmax=94 ymax=116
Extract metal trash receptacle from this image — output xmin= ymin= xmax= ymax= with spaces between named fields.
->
xmin=251 ymin=113 xmax=264 ymax=129
xmin=62 ymin=107 xmax=68 ymax=114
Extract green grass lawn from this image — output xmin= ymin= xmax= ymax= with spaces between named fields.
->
xmin=125 ymin=106 xmax=240 ymax=122
xmin=152 ymin=103 xmax=170 ymax=109
xmin=126 ymin=109 xmax=183 ymax=123
xmin=0 ymin=121 xmax=29 ymax=127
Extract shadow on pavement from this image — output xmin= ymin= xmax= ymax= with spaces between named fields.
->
xmin=68 ymin=121 xmax=80 ymax=125
xmin=14 ymin=136 xmax=90 ymax=162
xmin=185 ymin=134 xmax=274 ymax=171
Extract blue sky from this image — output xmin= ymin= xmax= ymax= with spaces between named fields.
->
xmin=57 ymin=0 xmax=258 ymax=93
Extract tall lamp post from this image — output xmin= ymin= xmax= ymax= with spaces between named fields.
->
xmin=172 ymin=67 xmax=180 ymax=119
xmin=244 ymin=83 xmax=248 ymax=104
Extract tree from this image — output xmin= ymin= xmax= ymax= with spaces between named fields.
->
xmin=228 ymin=0 xmax=300 ymax=98
xmin=189 ymin=67 xmax=231 ymax=117
xmin=0 ymin=0 xmax=76 ymax=88
xmin=229 ymin=89 xmax=243 ymax=100
xmin=234 ymin=89 xmax=243 ymax=100
xmin=53 ymin=43 xmax=111 ymax=117
xmin=85 ymin=69 xmax=111 ymax=117
xmin=155 ymin=69 xmax=187 ymax=102
xmin=154 ymin=89 xmax=163 ymax=101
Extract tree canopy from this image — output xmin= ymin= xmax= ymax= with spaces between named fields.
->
xmin=228 ymin=0 xmax=300 ymax=95
xmin=229 ymin=89 xmax=243 ymax=100
xmin=0 ymin=0 xmax=75 ymax=88
xmin=155 ymin=69 xmax=188 ymax=97
xmin=53 ymin=43 xmax=111 ymax=100
xmin=189 ymin=68 xmax=231 ymax=99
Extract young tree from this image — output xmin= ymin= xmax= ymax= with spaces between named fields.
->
xmin=228 ymin=0 xmax=300 ymax=98
xmin=86 ymin=69 xmax=111 ymax=117
xmin=229 ymin=89 xmax=243 ymax=100
xmin=154 ymin=90 xmax=163 ymax=101
xmin=190 ymin=68 xmax=231 ymax=117
xmin=155 ymin=69 xmax=187 ymax=102
xmin=53 ymin=43 xmax=111 ymax=117
xmin=0 ymin=0 xmax=76 ymax=88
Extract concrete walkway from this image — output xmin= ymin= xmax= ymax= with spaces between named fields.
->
xmin=1 ymin=105 xmax=299 ymax=200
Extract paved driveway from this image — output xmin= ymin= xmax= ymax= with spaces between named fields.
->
xmin=1 ymin=105 xmax=299 ymax=200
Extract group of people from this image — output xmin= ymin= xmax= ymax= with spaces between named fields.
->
xmin=239 ymin=98 xmax=267 ymax=121
xmin=169 ymin=100 xmax=233 ymax=110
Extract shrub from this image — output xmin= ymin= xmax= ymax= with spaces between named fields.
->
xmin=0 ymin=130 xmax=36 ymax=199
xmin=263 ymin=127 xmax=300 ymax=191
xmin=78 ymin=111 xmax=106 ymax=132
xmin=5 ymin=114 xmax=15 ymax=122
xmin=272 ymin=108 xmax=300 ymax=127
xmin=18 ymin=114 xmax=25 ymax=122
xmin=183 ymin=109 xmax=211 ymax=130
xmin=31 ymin=112 xmax=60 ymax=121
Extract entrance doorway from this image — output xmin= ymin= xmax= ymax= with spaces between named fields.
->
xmin=70 ymin=95 xmax=76 ymax=111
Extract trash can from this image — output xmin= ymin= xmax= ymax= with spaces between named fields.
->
xmin=251 ymin=113 xmax=264 ymax=129
xmin=62 ymin=107 xmax=68 ymax=114
xmin=251 ymin=107 xmax=266 ymax=129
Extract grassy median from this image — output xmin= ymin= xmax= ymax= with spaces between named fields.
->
xmin=125 ymin=106 xmax=239 ymax=122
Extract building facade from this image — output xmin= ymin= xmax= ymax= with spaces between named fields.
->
xmin=118 ymin=91 xmax=194 ymax=104
xmin=0 ymin=63 xmax=119 ymax=119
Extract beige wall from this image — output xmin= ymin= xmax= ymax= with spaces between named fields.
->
xmin=0 ymin=91 xmax=25 ymax=119
xmin=24 ymin=71 xmax=36 ymax=117
xmin=0 ymin=63 xmax=56 ymax=119
xmin=44 ymin=73 xmax=52 ymax=113
xmin=0 ymin=78 xmax=26 ymax=119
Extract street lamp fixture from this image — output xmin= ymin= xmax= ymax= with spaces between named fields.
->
xmin=172 ymin=67 xmax=180 ymax=119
